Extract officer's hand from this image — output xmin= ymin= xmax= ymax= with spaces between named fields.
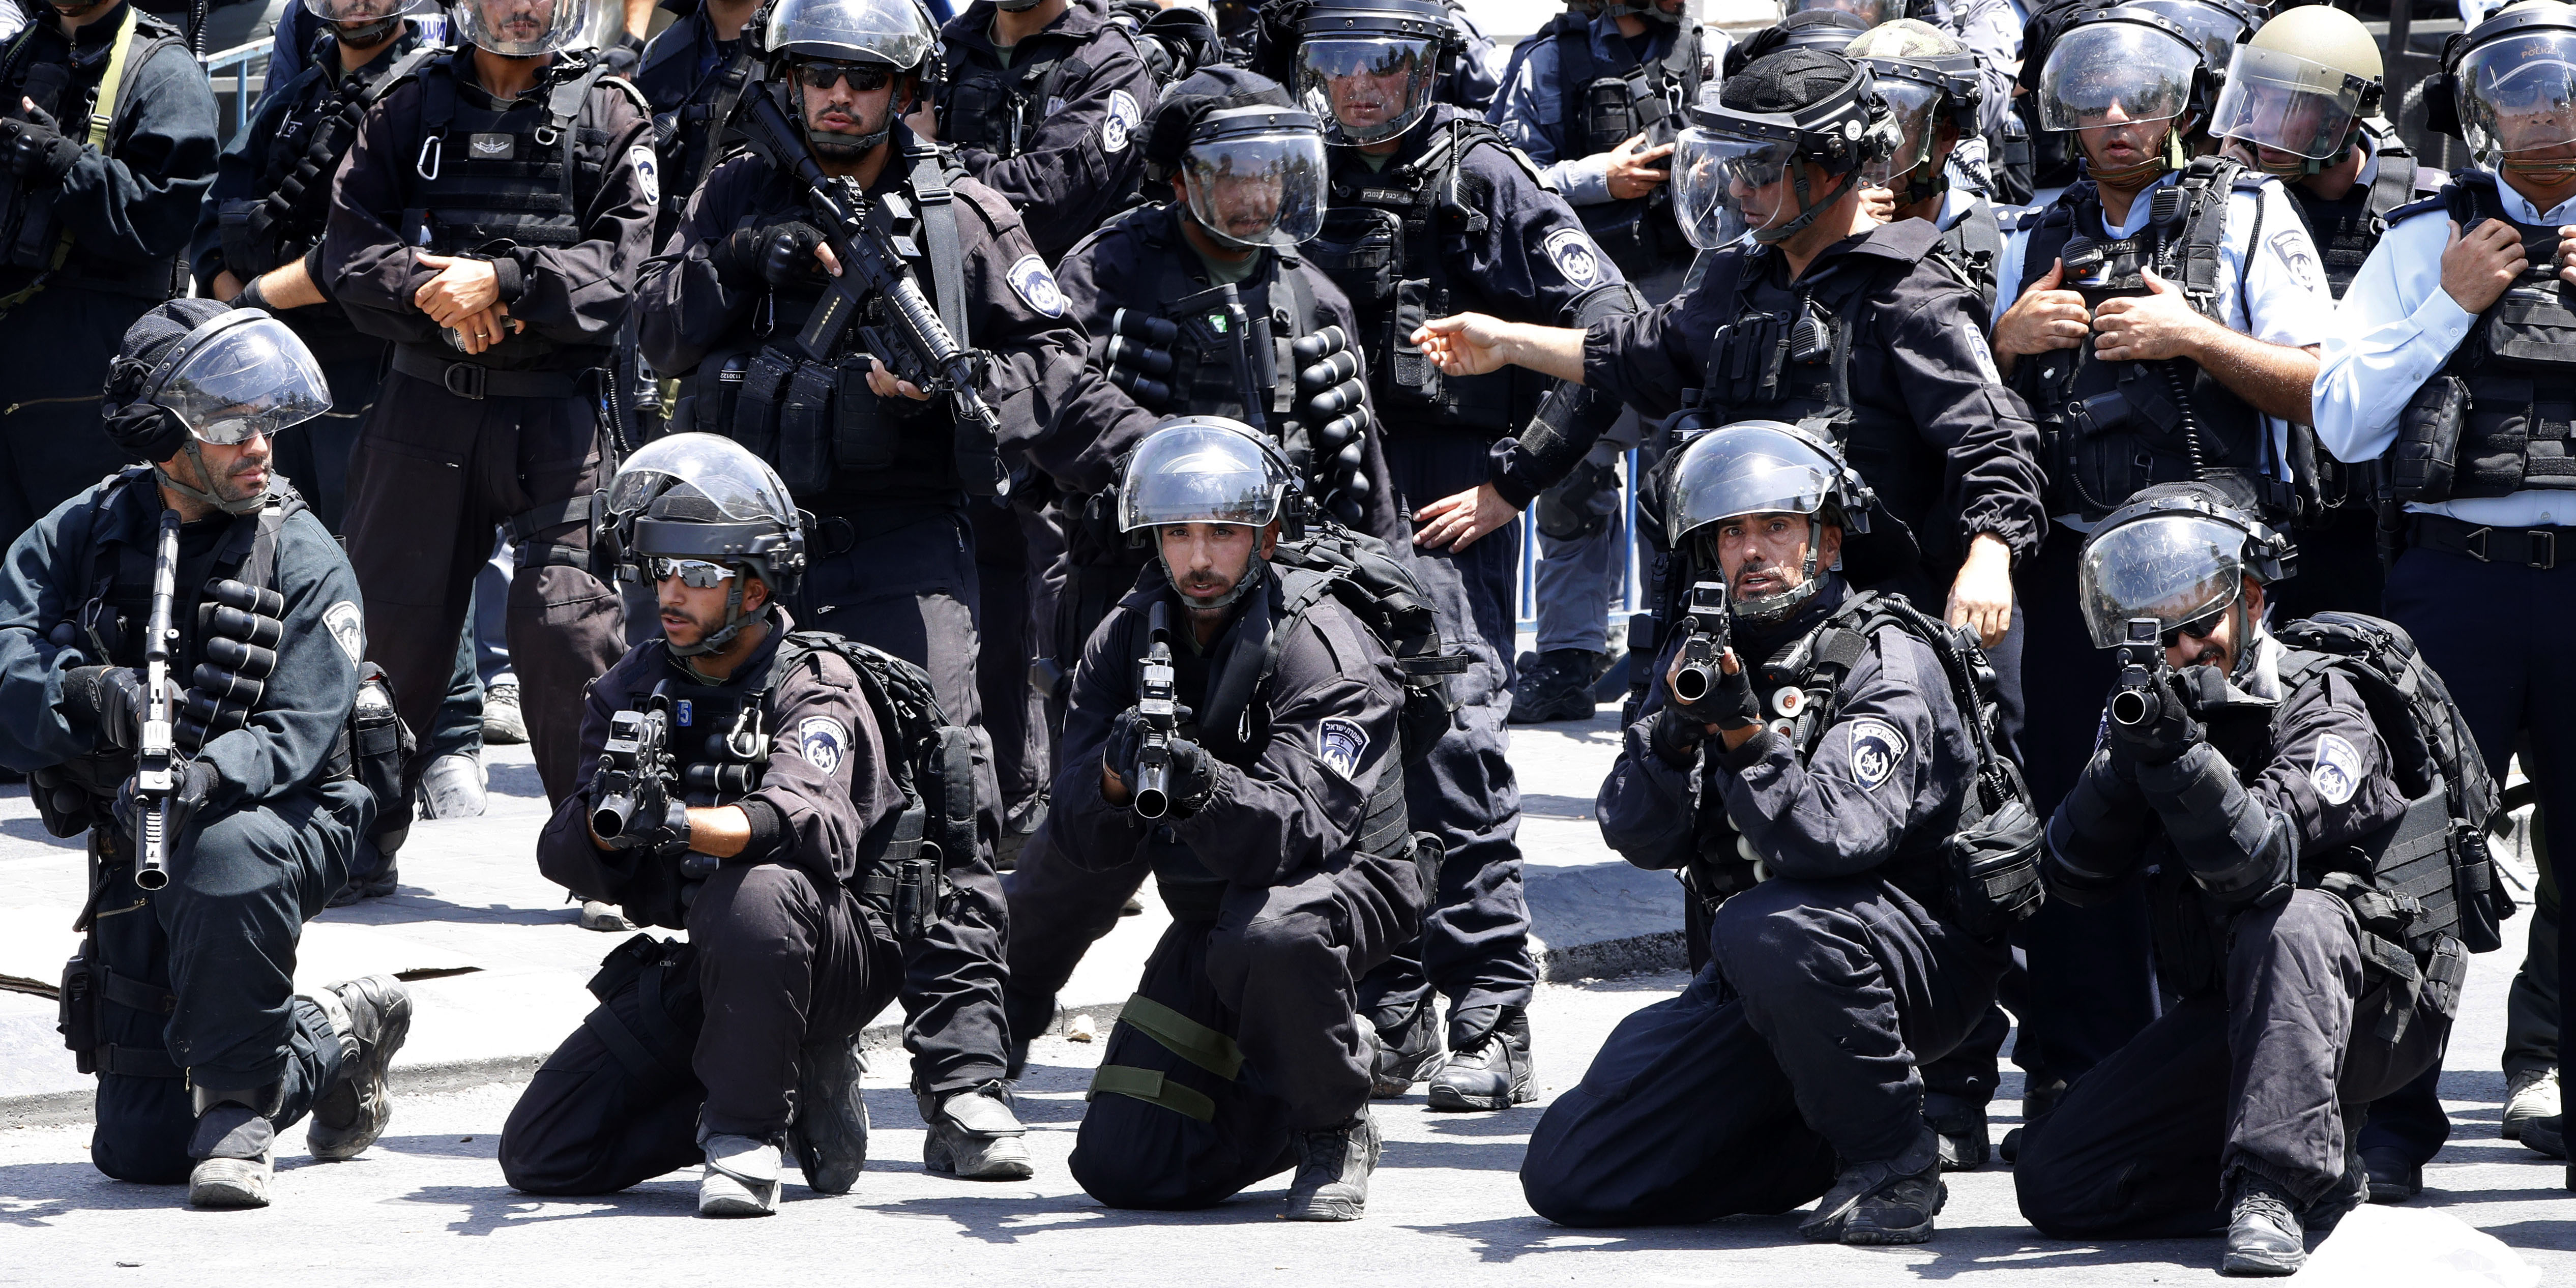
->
xmin=1603 ymin=132 xmax=1675 ymax=201
xmin=2557 ymin=224 xmax=2576 ymax=288
xmin=2091 ymin=268 xmax=2210 ymax=362
xmin=867 ymin=358 xmax=932 ymax=401
xmin=1665 ymin=646 xmax=1761 ymax=731
xmin=1413 ymin=482 xmax=1517 ymax=551
xmin=211 ymin=270 xmax=246 ymax=303
xmin=903 ymin=94 xmax=937 ymax=143
xmin=413 ymin=252 xmax=502 ymax=326
xmin=1944 ymin=533 xmax=2013 ymax=648
xmin=1161 ymin=736 xmax=1218 ymax=816
xmin=1858 ymin=184 xmax=1897 ymax=226
xmin=2443 ymin=219 xmax=2526 ymax=315
xmin=2108 ymin=668 xmax=2204 ymax=767
xmin=7 ymin=99 xmax=80 ymax=184
xmin=65 ymin=666 xmax=149 ymax=751
xmin=1992 ymin=259 xmax=2090 ymax=362
xmin=1411 ymin=313 xmax=1517 ymax=376
xmin=114 ymin=759 xmax=222 ymax=852
xmin=450 ymin=305 xmax=518 ymax=355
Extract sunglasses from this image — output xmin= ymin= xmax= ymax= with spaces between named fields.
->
xmin=2160 ymin=606 xmax=2227 ymax=647
xmin=796 ymin=60 xmax=894 ymax=92
xmin=648 ymin=558 xmax=737 ymax=589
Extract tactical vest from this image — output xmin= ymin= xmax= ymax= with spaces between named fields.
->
xmin=2284 ymin=119 xmax=2418 ymax=301
xmin=674 ymin=135 xmax=977 ymax=508
xmin=1929 ymin=197 xmax=2004 ymax=315
xmin=0 ymin=8 xmax=186 ymax=306
xmin=635 ymin=17 xmax=752 ymax=232
xmin=940 ymin=28 xmax=1092 ymax=160
xmin=1309 ymin=119 xmax=1550 ymax=437
xmin=2387 ymin=170 xmax=2576 ymax=503
xmin=221 ymin=30 xmax=428 ymax=283
xmin=1547 ymin=10 xmax=1699 ymax=281
xmin=2010 ymin=160 xmax=2284 ymax=522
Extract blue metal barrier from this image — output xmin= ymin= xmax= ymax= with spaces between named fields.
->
xmin=202 ymin=39 xmax=274 ymax=148
xmin=1512 ymin=448 xmax=1647 ymax=635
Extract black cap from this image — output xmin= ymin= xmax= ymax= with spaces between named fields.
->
xmin=102 ymin=297 xmax=233 ymax=464
xmin=1143 ymin=65 xmax=1297 ymax=181
xmin=1723 ymin=48 xmax=1863 ymax=114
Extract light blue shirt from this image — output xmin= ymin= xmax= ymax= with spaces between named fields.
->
xmin=2312 ymin=167 xmax=2576 ymax=528
xmin=1487 ymin=16 xmax=1718 ymax=206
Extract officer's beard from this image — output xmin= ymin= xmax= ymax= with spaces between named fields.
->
xmin=157 ymin=441 xmax=275 ymax=517
xmin=1722 ymin=525 xmax=1826 ymax=626
xmin=334 ymin=15 xmax=407 ymax=50
xmin=47 ymin=0 xmax=106 ymax=15
xmin=803 ymin=107 xmax=888 ymax=161
xmin=1166 ymin=552 xmax=1267 ymax=617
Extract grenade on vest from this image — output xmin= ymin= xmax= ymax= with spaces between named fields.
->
xmin=1670 ymin=579 xmax=1730 ymax=705
xmin=1105 ymin=310 xmax=1179 ymax=408
xmin=1132 ymin=600 xmax=1180 ymax=821
xmin=2109 ymin=617 xmax=2172 ymax=728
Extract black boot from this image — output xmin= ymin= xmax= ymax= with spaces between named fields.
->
xmin=1427 ymin=1008 xmax=1533 ymax=1111
xmin=307 ymin=975 xmax=413 ymax=1161
xmin=1507 ymin=650 xmax=1605 ymax=724
xmin=1998 ymin=1076 xmax=2065 ymax=1164
xmin=1369 ymin=1004 xmax=1440 ymax=1098
xmin=1923 ymin=1091 xmax=1990 ymax=1172
xmin=1798 ymin=1133 xmax=1946 ymax=1246
xmin=1284 ymin=1109 xmax=1381 ymax=1221
xmin=2221 ymin=1173 xmax=2307 ymax=1276
xmin=789 ymin=1038 xmax=869 ymax=1194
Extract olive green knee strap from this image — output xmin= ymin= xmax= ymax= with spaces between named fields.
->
xmin=1117 ymin=993 xmax=1244 ymax=1080
xmin=1088 ymin=1065 xmax=1216 ymax=1123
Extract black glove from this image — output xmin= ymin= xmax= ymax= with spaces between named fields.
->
xmin=62 ymin=666 xmax=148 ymax=750
xmin=115 ymin=759 xmax=222 ymax=851
xmin=6 ymin=103 xmax=80 ymax=184
xmin=2109 ymin=668 xmax=2207 ymax=767
xmin=712 ymin=221 xmax=827 ymax=288
xmin=1102 ymin=705 xmax=1211 ymax=810
xmin=593 ymin=770 xmax=689 ymax=853
xmin=1650 ymin=702 xmax=1709 ymax=764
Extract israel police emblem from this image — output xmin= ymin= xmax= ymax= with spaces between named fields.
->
xmin=324 ymin=601 xmax=365 ymax=663
xmin=1318 ymin=717 xmax=1370 ymax=782
xmin=1006 ymin=254 xmax=1067 ymax=317
xmin=1541 ymin=227 xmax=1604 ymax=289
xmin=1847 ymin=717 xmax=1908 ymax=793
xmin=2309 ymin=732 xmax=2361 ymax=806
xmin=1103 ymin=89 xmax=1140 ymax=154
xmin=631 ymin=145 xmax=660 ymax=209
xmin=798 ymin=717 xmax=848 ymax=775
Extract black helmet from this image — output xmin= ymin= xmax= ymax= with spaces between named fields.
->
xmin=2423 ymin=1 xmax=2576 ymax=175
xmin=1672 ymin=49 xmax=1901 ymax=247
xmin=1662 ymin=419 xmax=1885 ymax=623
xmin=598 ymin=433 xmax=810 ymax=656
xmin=2077 ymin=480 xmax=2295 ymax=652
xmin=1117 ymin=416 xmax=1301 ymax=610
xmin=1143 ymin=67 xmax=1330 ymax=251
xmin=1295 ymin=0 xmax=1459 ymax=145
xmin=102 ymin=299 xmax=331 ymax=515
xmin=2036 ymin=6 xmax=2217 ymax=184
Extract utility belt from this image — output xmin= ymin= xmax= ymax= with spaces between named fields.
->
xmin=676 ymin=344 xmax=937 ymax=497
xmin=2404 ymin=512 xmax=2570 ymax=570
xmin=855 ymin=852 xmax=950 ymax=942
xmin=390 ymin=344 xmax=588 ymax=400
xmin=57 ymin=830 xmax=183 ymax=1080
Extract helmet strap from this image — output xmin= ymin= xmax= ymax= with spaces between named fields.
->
xmin=665 ymin=570 xmax=771 ymax=658
xmin=154 ymin=441 xmax=270 ymax=517
xmin=1159 ymin=545 xmax=1267 ymax=613
xmin=1752 ymin=167 xmax=1859 ymax=245
xmin=1728 ymin=518 xmax=1827 ymax=624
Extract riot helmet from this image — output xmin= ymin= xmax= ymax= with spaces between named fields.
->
xmin=101 ymin=300 xmax=331 ymax=516
xmin=301 ymin=0 xmax=432 ymax=46
xmin=1786 ymin=0 xmax=1895 ymax=27
xmin=1768 ymin=9 xmax=1869 ymax=58
xmin=2209 ymin=4 xmax=2382 ymax=176
xmin=1846 ymin=19 xmax=1984 ymax=203
xmin=763 ymin=0 xmax=936 ymax=67
xmin=2125 ymin=0 xmax=2264 ymax=87
xmin=1144 ymin=68 xmax=1329 ymax=251
xmin=2036 ymin=7 xmax=2210 ymax=184
xmin=2432 ymin=2 xmax=2576 ymax=176
xmin=452 ymin=0 xmax=607 ymax=57
xmin=2076 ymin=481 xmax=2294 ymax=661
xmin=1672 ymin=49 xmax=1899 ymax=248
xmin=1296 ymin=0 xmax=1456 ymax=145
xmin=599 ymin=433 xmax=809 ymax=657
xmin=1117 ymin=417 xmax=1298 ymax=610
xmin=1663 ymin=419 xmax=1877 ymax=623
xmin=1603 ymin=0 xmax=1690 ymax=25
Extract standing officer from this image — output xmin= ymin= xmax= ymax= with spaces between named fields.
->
xmin=637 ymin=0 xmax=1090 ymax=1175
xmin=2312 ymin=0 xmax=2576 ymax=1198
xmin=325 ymin=0 xmax=654 ymax=806
xmin=1521 ymin=422 xmax=2030 ymax=1245
xmin=1486 ymin=0 xmax=1704 ymax=725
xmin=1047 ymin=419 xmax=1424 ymax=1221
xmin=1 ymin=301 xmax=411 ymax=1208
xmin=0 ymin=0 xmax=216 ymax=542
xmin=922 ymin=0 xmax=1160 ymax=260
xmin=1847 ymin=19 xmax=1999 ymax=310
xmin=505 ymin=433 xmax=965 ymax=1214
xmin=2016 ymin=483 xmax=2479 ymax=1274
xmin=635 ymin=0 xmax=763 ymax=243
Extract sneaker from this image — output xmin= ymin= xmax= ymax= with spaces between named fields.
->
xmin=1369 ymin=1004 xmax=1441 ymax=1098
xmin=698 ymin=1133 xmax=782 ymax=1216
xmin=2221 ymin=1174 xmax=2307 ymax=1276
xmin=1284 ymin=1109 xmax=1381 ymax=1221
xmin=1798 ymin=1134 xmax=1946 ymax=1246
xmin=1427 ymin=1008 xmax=1534 ymax=1111
xmin=578 ymin=900 xmax=634 ymax=932
xmin=307 ymin=975 xmax=414 ymax=1161
xmin=921 ymin=1083 xmax=1034 ymax=1180
xmin=481 ymin=680 xmax=528 ymax=745
xmin=2505 ymin=1068 xmax=2560 ymax=1141
xmin=418 ymin=751 xmax=487 ymax=820
xmin=1507 ymin=650 xmax=1605 ymax=724
xmin=1923 ymin=1091 xmax=1991 ymax=1172
xmin=188 ymin=1152 xmax=272 ymax=1209
xmin=187 ymin=1092 xmax=279 ymax=1209
xmin=788 ymin=1038 xmax=869 ymax=1195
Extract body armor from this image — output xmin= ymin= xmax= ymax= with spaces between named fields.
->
xmin=0 ymin=9 xmax=185 ymax=298
xmin=1546 ymin=10 xmax=1700 ymax=282
xmin=940 ymin=31 xmax=1088 ymax=160
xmin=1930 ymin=197 xmax=2004 ymax=314
xmin=2282 ymin=119 xmax=2419 ymax=301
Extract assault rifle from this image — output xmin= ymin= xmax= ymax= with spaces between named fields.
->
xmin=131 ymin=510 xmax=182 ymax=892
xmin=1132 ymin=600 xmax=1179 ymax=820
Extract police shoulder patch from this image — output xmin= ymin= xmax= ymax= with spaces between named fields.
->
xmin=1846 ymin=716 xmax=1909 ymax=793
xmin=631 ymin=143 xmax=660 ymax=209
xmin=2309 ymin=731 xmax=2362 ymax=807
xmin=324 ymin=601 xmax=365 ymax=664
xmin=1317 ymin=716 xmax=1370 ymax=783
xmin=1006 ymin=253 xmax=1068 ymax=317
xmin=1541 ymin=227 xmax=1605 ymax=290
xmin=797 ymin=716 xmax=849 ymax=775
xmin=1102 ymin=89 xmax=1139 ymax=155
xmin=2269 ymin=227 xmax=2322 ymax=294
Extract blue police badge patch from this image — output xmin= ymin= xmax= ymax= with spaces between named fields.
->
xmin=631 ymin=144 xmax=660 ymax=209
xmin=1006 ymin=254 xmax=1067 ymax=317
xmin=324 ymin=600 xmax=365 ymax=663
xmin=1102 ymin=89 xmax=1140 ymax=155
xmin=1541 ymin=227 xmax=1605 ymax=289
xmin=1318 ymin=717 xmax=1369 ymax=782
xmin=797 ymin=717 xmax=848 ymax=775
xmin=2309 ymin=731 xmax=2361 ymax=806
xmin=1847 ymin=717 xmax=1908 ymax=792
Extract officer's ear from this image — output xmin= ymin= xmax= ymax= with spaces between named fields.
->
xmin=1818 ymin=523 xmax=1844 ymax=572
xmin=2240 ymin=574 xmax=2264 ymax=622
xmin=1258 ymin=521 xmax=1280 ymax=560
xmin=742 ymin=573 xmax=771 ymax=614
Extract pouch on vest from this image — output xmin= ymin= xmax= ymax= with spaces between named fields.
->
xmin=832 ymin=358 xmax=901 ymax=471
xmin=1581 ymin=76 xmax=1637 ymax=155
xmin=777 ymin=360 xmax=836 ymax=493
xmin=680 ymin=349 xmax=750 ymax=437
xmin=733 ymin=349 xmax=794 ymax=463
xmin=2390 ymin=374 xmax=2466 ymax=505
xmin=1385 ymin=277 xmax=1439 ymax=406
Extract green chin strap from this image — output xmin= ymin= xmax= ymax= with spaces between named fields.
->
xmin=155 ymin=441 xmax=271 ymax=517
xmin=1751 ymin=167 xmax=1862 ymax=245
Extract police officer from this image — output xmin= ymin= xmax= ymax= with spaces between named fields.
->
xmin=504 ymin=433 xmax=974 ymax=1214
xmin=2312 ymin=0 xmax=2576 ymax=1197
xmin=1847 ymin=19 xmax=1999 ymax=310
xmin=635 ymin=0 xmax=764 ymax=243
xmin=0 ymin=301 xmax=411 ymax=1208
xmin=1046 ymin=418 xmax=1424 ymax=1220
xmin=637 ymin=0 xmax=1089 ymax=1174
xmin=0 ymin=0 xmax=216 ymax=543
xmin=2015 ymin=483 xmax=2477 ymax=1274
xmin=1521 ymin=422 xmax=2028 ymax=1244
xmin=919 ymin=0 xmax=1160 ymax=260
xmin=1237 ymin=0 xmax=1503 ymax=113
xmin=324 ymin=0 xmax=653 ymax=806
xmin=194 ymin=0 xmax=435 ymax=532
xmin=1486 ymin=0 xmax=1703 ymax=725
xmin=1296 ymin=0 xmax=1642 ymax=1111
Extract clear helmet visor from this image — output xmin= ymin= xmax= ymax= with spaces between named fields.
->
xmin=1665 ymin=421 xmax=1837 ymax=545
xmin=1182 ymin=130 xmax=1329 ymax=249
xmin=453 ymin=0 xmax=604 ymax=56
xmin=2456 ymin=33 xmax=2576 ymax=163
xmin=605 ymin=432 xmax=801 ymax=526
xmin=2075 ymin=513 xmax=2250 ymax=648
xmin=1117 ymin=419 xmax=1287 ymax=531
xmin=2126 ymin=0 xmax=2253 ymax=78
xmin=1787 ymin=0 xmax=1893 ymax=26
xmin=1671 ymin=128 xmax=1802 ymax=249
xmin=2210 ymin=44 xmax=2367 ymax=160
xmin=151 ymin=315 xmax=332 ymax=447
xmin=2037 ymin=23 xmax=2200 ymax=133
xmin=300 ymin=0 xmax=432 ymax=24
xmin=763 ymin=0 xmax=934 ymax=65
xmin=1298 ymin=37 xmax=1440 ymax=144
xmin=1860 ymin=77 xmax=1943 ymax=188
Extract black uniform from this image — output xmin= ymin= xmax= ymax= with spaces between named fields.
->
xmin=1046 ymin=566 xmax=1422 ymax=1209
xmin=324 ymin=47 xmax=654 ymax=805
xmin=633 ymin=6 xmax=751 ymax=244
xmin=1312 ymin=103 xmax=1634 ymax=1055
xmin=0 ymin=5 xmax=215 ymax=542
xmin=502 ymin=612 xmax=906 ymax=1192
xmin=638 ymin=127 xmax=1088 ymax=1094
xmin=1 ymin=470 xmax=372 ymax=1183
xmin=934 ymin=0 xmax=1159 ymax=260
xmin=2018 ymin=628 xmax=2461 ymax=1235
xmin=1522 ymin=580 xmax=2007 ymax=1224
xmin=188 ymin=23 xmax=428 ymax=531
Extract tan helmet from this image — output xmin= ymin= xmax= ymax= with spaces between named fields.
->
xmin=2245 ymin=3 xmax=2383 ymax=89
xmin=2208 ymin=3 xmax=2384 ymax=173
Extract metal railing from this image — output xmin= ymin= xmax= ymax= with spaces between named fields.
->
xmin=1512 ymin=448 xmax=1649 ymax=635
xmin=202 ymin=38 xmax=273 ymax=148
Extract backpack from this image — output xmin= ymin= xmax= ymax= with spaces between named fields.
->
xmin=1266 ymin=523 xmax=1471 ymax=763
